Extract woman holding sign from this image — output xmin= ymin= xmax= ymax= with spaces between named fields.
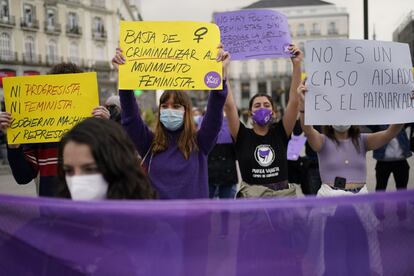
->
xmin=297 ymin=79 xmax=403 ymax=196
xmin=112 ymin=47 xmax=230 ymax=199
xmin=224 ymin=45 xmax=303 ymax=198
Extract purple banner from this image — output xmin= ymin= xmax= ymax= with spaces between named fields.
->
xmin=1 ymin=190 xmax=414 ymax=275
xmin=214 ymin=9 xmax=292 ymax=60
xmin=287 ymin=135 xmax=307 ymax=161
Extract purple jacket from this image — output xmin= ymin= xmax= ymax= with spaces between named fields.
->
xmin=119 ymin=83 xmax=228 ymax=199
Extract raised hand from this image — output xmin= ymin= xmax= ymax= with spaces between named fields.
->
xmin=111 ymin=48 xmax=126 ymax=71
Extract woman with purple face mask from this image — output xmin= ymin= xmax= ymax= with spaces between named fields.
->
xmin=224 ymin=45 xmax=304 ymax=198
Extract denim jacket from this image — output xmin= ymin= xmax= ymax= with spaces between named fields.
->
xmin=367 ymin=125 xmax=412 ymax=160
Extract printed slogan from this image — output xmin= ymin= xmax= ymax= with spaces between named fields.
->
xmin=3 ymin=72 xmax=99 ymax=144
xmin=118 ymin=21 xmax=223 ymax=90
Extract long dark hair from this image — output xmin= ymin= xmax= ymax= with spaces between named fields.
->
xmin=152 ymin=90 xmax=198 ymax=160
xmin=248 ymin=93 xmax=275 ymax=111
xmin=322 ymin=125 xmax=361 ymax=152
xmin=57 ymin=118 xmax=157 ymax=199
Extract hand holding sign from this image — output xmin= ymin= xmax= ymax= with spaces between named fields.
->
xmin=3 ymin=72 xmax=99 ymax=144
xmin=118 ymin=21 xmax=222 ymax=90
xmin=304 ymin=39 xmax=414 ymax=125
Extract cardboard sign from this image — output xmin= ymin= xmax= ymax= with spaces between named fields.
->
xmin=304 ymin=39 xmax=414 ymax=125
xmin=3 ymin=72 xmax=99 ymax=144
xmin=214 ymin=9 xmax=291 ymax=60
xmin=119 ymin=21 xmax=222 ymax=90
xmin=287 ymin=135 xmax=307 ymax=161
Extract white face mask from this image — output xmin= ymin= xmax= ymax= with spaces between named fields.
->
xmin=332 ymin=125 xmax=351 ymax=133
xmin=66 ymin=174 xmax=108 ymax=200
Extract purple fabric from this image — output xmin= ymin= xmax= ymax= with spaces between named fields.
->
xmin=119 ymin=84 xmax=227 ymax=199
xmin=287 ymin=135 xmax=307 ymax=161
xmin=214 ymin=9 xmax=292 ymax=60
xmin=197 ymin=117 xmax=232 ymax=144
xmin=318 ymin=134 xmax=368 ymax=184
xmin=1 ymin=190 xmax=413 ymax=275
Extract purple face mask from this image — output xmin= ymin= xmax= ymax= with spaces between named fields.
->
xmin=252 ymin=108 xmax=273 ymax=126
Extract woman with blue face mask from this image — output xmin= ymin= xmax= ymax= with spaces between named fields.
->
xmin=297 ymin=79 xmax=403 ymax=196
xmin=57 ymin=118 xmax=156 ymax=200
xmin=111 ymin=47 xmax=230 ymax=199
xmin=224 ymin=45 xmax=304 ymax=198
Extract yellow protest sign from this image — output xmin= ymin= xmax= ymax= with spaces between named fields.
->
xmin=119 ymin=21 xmax=223 ymax=90
xmin=3 ymin=72 xmax=99 ymax=144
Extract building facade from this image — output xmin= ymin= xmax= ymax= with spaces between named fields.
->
xmin=0 ymin=0 xmax=141 ymax=102
xmin=393 ymin=10 xmax=414 ymax=66
xmin=225 ymin=0 xmax=349 ymax=109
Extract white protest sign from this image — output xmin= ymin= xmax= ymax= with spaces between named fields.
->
xmin=304 ymin=39 xmax=414 ymax=125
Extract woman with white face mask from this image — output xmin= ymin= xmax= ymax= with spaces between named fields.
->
xmin=57 ymin=118 xmax=156 ymax=200
xmin=111 ymin=46 xmax=231 ymax=199
xmin=297 ymin=79 xmax=403 ymax=196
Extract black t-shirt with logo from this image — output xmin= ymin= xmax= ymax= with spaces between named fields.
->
xmin=235 ymin=121 xmax=289 ymax=185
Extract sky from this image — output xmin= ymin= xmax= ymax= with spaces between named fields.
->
xmin=139 ymin=0 xmax=414 ymax=41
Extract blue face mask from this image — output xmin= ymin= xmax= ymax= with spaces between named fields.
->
xmin=160 ymin=109 xmax=184 ymax=131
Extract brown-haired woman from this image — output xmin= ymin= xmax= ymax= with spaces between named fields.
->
xmin=297 ymin=79 xmax=403 ymax=196
xmin=112 ymin=47 xmax=230 ymax=199
xmin=224 ymin=45 xmax=304 ymax=197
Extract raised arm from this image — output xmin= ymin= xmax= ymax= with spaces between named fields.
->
xmin=366 ymin=124 xmax=404 ymax=151
xmin=282 ymin=45 xmax=304 ymax=136
xmin=112 ymin=48 xmax=154 ymax=155
xmin=198 ymin=46 xmax=230 ymax=154
xmin=298 ymin=79 xmax=324 ymax=152
xmin=224 ymin=80 xmax=240 ymax=141
xmin=0 ymin=112 xmax=37 ymax=183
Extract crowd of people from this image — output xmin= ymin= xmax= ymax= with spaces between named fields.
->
xmin=0 ymin=42 xmax=412 ymax=201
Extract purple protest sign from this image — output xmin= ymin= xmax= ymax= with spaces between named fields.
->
xmin=214 ymin=9 xmax=292 ymax=60
xmin=287 ymin=135 xmax=307 ymax=161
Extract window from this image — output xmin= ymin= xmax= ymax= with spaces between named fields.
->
xmin=312 ymin=23 xmax=320 ymax=35
xmin=241 ymin=82 xmax=250 ymax=108
xmin=258 ymin=82 xmax=266 ymax=93
xmin=328 ymin=22 xmax=337 ymax=35
xmin=0 ymin=32 xmax=11 ymax=60
xmin=285 ymin=60 xmax=291 ymax=74
xmin=93 ymin=17 xmax=104 ymax=32
xmin=0 ymin=0 xmax=9 ymax=19
xmin=68 ymin=12 xmax=77 ymax=29
xmin=258 ymin=61 xmax=265 ymax=75
xmin=96 ymin=45 xmax=104 ymax=61
xmin=24 ymin=36 xmax=35 ymax=61
xmin=23 ymin=4 xmax=34 ymax=24
xmin=272 ymin=60 xmax=278 ymax=75
xmin=297 ymin=24 xmax=306 ymax=36
xmin=69 ymin=42 xmax=79 ymax=63
xmin=46 ymin=8 xmax=56 ymax=28
xmin=47 ymin=39 xmax=58 ymax=64
xmin=241 ymin=61 xmax=248 ymax=74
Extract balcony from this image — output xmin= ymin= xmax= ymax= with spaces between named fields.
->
xmin=66 ymin=25 xmax=82 ymax=37
xmin=91 ymin=0 xmax=106 ymax=9
xmin=310 ymin=30 xmax=321 ymax=36
xmin=0 ymin=16 xmax=16 ymax=28
xmin=296 ymin=31 xmax=307 ymax=37
xmin=328 ymin=29 xmax=339 ymax=35
xmin=94 ymin=60 xmax=111 ymax=70
xmin=0 ymin=51 xmax=18 ymax=64
xmin=22 ymin=53 xmax=42 ymax=65
xmin=92 ymin=29 xmax=107 ymax=41
xmin=46 ymin=55 xmax=62 ymax=66
xmin=44 ymin=22 xmax=62 ymax=35
xmin=20 ymin=18 xmax=39 ymax=31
